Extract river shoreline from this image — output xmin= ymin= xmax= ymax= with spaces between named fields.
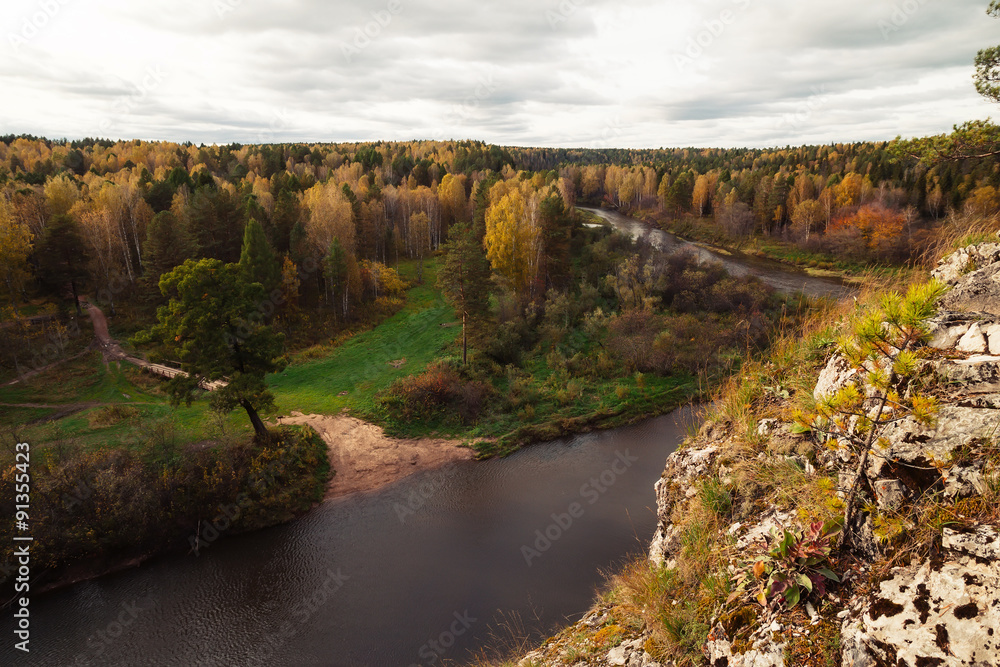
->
xmin=8 ymin=209 xmax=843 ymax=603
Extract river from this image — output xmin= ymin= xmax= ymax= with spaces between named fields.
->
xmin=582 ymin=207 xmax=853 ymax=300
xmin=3 ymin=411 xmax=699 ymax=667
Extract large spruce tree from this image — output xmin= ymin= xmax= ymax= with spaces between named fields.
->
xmin=438 ymin=223 xmax=492 ymax=364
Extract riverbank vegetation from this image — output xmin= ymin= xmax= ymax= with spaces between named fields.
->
xmin=0 ymin=421 xmax=328 ymax=592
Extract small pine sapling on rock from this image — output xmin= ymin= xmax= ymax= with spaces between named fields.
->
xmin=799 ymin=280 xmax=948 ymax=551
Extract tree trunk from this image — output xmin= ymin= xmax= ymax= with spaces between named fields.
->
xmin=70 ymin=280 xmax=82 ymax=316
xmin=462 ymin=310 xmax=468 ymax=365
xmin=241 ymin=399 xmax=269 ymax=438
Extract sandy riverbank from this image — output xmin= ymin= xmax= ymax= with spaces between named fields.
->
xmin=277 ymin=412 xmax=475 ymax=499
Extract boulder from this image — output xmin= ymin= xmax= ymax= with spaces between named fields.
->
xmin=650 ymin=445 xmax=720 ymax=564
xmin=931 ymin=242 xmax=1000 ymax=284
xmin=926 ymin=312 xmax=985 ymax=350
xmin=939 ymin=261 xmax=1000 ymax=317
xmin=936 ymin=357 xmax=1000 ymax=394
xmin=869 ymin=404 xmax=994 ymax=498
xmin=814 ymin=354 xmax=860 ymax=401
xmin=956 ymin=322 xmax=988 ymax=354
xmin=843 ymin=558 xmax=1000 ymax=666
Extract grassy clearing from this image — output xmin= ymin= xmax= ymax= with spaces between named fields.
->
xmin=269 ymin=259 xmax=460 ymax=420
xmin=0 ymin=351 xmax=250 ymax=450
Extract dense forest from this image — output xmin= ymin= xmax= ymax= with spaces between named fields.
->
xmin=3 ymin=134 xmax=996 ymax=316
xmin=3 ymin=132 xmax=998 ymax=403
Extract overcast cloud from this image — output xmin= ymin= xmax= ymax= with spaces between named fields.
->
xmin=1 ymin=0 xmax=996 ymax=148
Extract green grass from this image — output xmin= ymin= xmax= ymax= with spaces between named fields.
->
xmin=473 ymin=368 xmax=697 ymax=457
xmin=0 ymin=352 xmax=250 ymax=449
xmin=269 ymin=258 xmax=461 ymax=418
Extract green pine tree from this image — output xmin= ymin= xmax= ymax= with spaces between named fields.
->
xmin=134 ymin=258 xmax=286 ymax=438
xmin=438 ymin=223 xmax=493 ymax=364
xmin=239 ymin=218 xmax=281 ymax=295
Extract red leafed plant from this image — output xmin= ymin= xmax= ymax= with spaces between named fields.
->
xmin=752 ymin=521 xmax=841 ymax=609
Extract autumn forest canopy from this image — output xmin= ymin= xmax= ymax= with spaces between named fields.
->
xmin=3 ymin=129 xmax=1000 ymax=320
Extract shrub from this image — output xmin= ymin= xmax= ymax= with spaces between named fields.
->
xmin=750 ymin=521 xmax=841 ymax=609
xmin=89 ymin=404 xmax=140 ymax=427
xmin=379 ymin=361 xmax=494 ymax=424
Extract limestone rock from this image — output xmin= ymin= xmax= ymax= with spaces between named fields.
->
xmin=705 ymin=624 xmax=785 ymax=667
xmin=873 ymin=479 xmax=907 ymax=511
xmin=649 ymin=445 xmax=720 ymax=564
xmin=939 ymin=260 xmax=1000 ymax=317
xmin=607 ymin=645 xmax=628 ymax=665
xmin=986 ymin=324 xmax=1000 ymax=356
xmin=869 ymin=404 xmax=994 ymax=498
xmin=734 ymin=509 xmax=795 ymax=550
xmin=845 ymin=559 xmax=1000 ymax=665
xmin=942 ymin=525 xmax=1000 ymax=560
xmin=927 ymin=312 xmax=983 ymax=350
xmin=935 ymin=357 xmax=1000 ymax=394
xmin=814 ymin=354 xmax=860 ymax=401
xmin=932 ymin=242 xmax=1000 ymax=284
xmin=957 ymin=322 xmax=988 ymax=354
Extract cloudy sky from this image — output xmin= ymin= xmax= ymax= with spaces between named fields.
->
xmin=1 ymin=0 xmax=996 ymax=148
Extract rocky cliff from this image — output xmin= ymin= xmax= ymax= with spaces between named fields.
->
xmin=514 ymin=242 xmax=1000 ymax=667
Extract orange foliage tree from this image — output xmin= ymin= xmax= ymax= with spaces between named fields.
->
xmin=827 ymin=203 xmax=905 ymax=256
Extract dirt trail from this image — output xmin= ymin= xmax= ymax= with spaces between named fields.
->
xmin=278 ymin=412 xmax=474 ymax=499
xmin=86 ymin=302 xmax=227 ymax=390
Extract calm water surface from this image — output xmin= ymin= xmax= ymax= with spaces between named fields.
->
xmin=3 ymin=410 xmax=698 ymax=667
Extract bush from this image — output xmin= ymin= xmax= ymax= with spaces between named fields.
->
xmin=0 ymin=426 xmax=329 ymax=577
xmin=89 ymin=404 xmax=141 ymax=427
xmin=378 ymin=361 xmax=494 ymax=424
xmin=485 ymin=319 xmax=529 ymax=366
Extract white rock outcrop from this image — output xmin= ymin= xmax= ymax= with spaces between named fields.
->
xmin=843 ymin=558 xmax=1000 ymax=666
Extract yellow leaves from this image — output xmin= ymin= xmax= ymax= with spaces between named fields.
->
xmin=0 ymin=196 xmax=34 ymax=298
xmin=43 ymin=172 xmax=80 ymax=216
xmin=891 ymin=350 xmax=918 ymax=378
xmin=484 ymin=189 xmax=540 ymax=294
xmin=910 ymin=394 xmax=939 ymax=427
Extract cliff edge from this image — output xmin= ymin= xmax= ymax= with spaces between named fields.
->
xmin=512 ymin=241 xmax=1000 ymax=667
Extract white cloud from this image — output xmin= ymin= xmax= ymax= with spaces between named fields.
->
xmin=1 ymin=0 xmax=996 ymax=147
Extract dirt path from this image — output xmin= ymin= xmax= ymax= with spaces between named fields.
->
xmin=278 ymin=412 xmax=475 ymax=499
xmin=85 ymin=302 xmax=227 ymax=390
